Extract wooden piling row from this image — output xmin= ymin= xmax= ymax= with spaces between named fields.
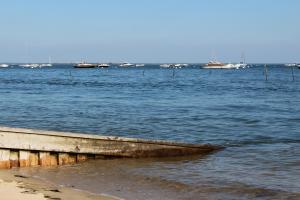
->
xmin=0 ymin=149 xmax=88 ymax=169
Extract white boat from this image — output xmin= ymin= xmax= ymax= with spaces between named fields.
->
xmin=74 ymin=61 xmax=97 ymax=68
xmin=160 ymin=64 xmax=170 ymax=68
xmin=19 ymin=64 xmax=40 ymax=68
xmin=232 ymin=53 xmax=248 ymax=69
xmin=160 ymin=64 xmax=175 ymax=68
xmin=119 ymin=62 xmax=135 ymax=67
xmin=202 ymin=61 xmax=237 ymax=69
xmin=135 ymin=64 xmax=145 ymax=67
xmin=284 ymin=63 xmax=297 ymax=67
xmin=40 ymin=57 xmax=53 ymax=67
xmin=0 ymin=64 xmax=9 ymax=68
xmin=233 ymin=62 xmax=248 ymax=69
xmin=203 ymin=57 xmax=247 ymax=69
xmin=40 ymin=63 xmax=53 ymax=67
xmin=174 ymin=64 xmax=189 ymax=68
xmin=98 ymin=63 xmax=110 ymax=68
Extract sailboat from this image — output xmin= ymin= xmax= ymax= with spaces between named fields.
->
xmin=18 ymin=43 xmax=41 ymax=68
xmin=232 ymin=53 xmax=248 ymax=68
xmin=40 ymin=56 xmax=53 ymax=67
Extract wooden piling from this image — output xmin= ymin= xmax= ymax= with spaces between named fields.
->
xmin=264 ymin=64 xmax=268 ymax=81
xmin=291 ymin=66 xmax=295 ymax=81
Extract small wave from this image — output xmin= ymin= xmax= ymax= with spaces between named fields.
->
xmin=225 ymin=138 xmax=300 ymax=147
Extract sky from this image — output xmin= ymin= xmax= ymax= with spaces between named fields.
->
xmin=0 ymin=0 xmax=299 ymax=63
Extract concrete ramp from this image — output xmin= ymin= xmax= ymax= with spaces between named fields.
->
xmin=0 ymin=126 xmax=222 ymax=169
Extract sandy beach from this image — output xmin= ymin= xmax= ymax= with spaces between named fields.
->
xmin=0 ymin=169 xmax=119 ymax=200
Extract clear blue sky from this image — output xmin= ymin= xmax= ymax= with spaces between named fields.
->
xmin=0 ymin=0 xmax=299 ymax=63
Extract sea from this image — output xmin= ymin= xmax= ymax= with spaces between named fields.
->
xmin=1 ymin=64 xmax=299 ymax=200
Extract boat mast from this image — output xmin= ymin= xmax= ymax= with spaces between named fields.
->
xmin=241 ymin=52 xmax=245 ymax=64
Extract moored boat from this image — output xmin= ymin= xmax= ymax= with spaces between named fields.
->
xmin=233 ymin=62 xmax=248 ymax=69
xmin=174 ymin=64 xmax=189 ymax=68
xmin=19 ymin=63 xmax=40 ymax=68
xmin=119 ymin=62 xmax=135 ymax=67
xmin=203 ymin=61 xmax=232 ymax=69
xmin=0 ymin=64 xmax=9 ymax=68
xmin=202 ymin=61 xmax=245 ymax=69
xmin=160 ymin=64 xmax=175 ymax=68
xmin=40 ymin=63 xmax=53 ymax=67
xmin=98 ymin=63 xmax=110 ymax=68
xmin=74 ymin=61 xmax=97 ymax=68
xmin=40 ymin=56 xmax=53 ymax=67
xmin=284 ymin=63 xmax=297 ymax=67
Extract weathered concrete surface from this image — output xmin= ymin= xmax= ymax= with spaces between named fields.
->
xmin=0 ymin=126 xmax=222 ymax=158
xmin=0 ymin=149 xmax=10 ymax=169
xmin=77 ymin=154 xmax=88 ymax=162
xmin=0 ymin=126 xmax=223 ymax=169
xmin=39 ymin=152 xmax=58 ymax=166
xmin=19 ymin=151 xmax=39 ymax=167
xmin=9 ymin=151 xmax=19 ymax=168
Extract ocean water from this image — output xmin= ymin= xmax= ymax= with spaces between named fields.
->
xmin=1 ymin=64 xmax=300 ymax=199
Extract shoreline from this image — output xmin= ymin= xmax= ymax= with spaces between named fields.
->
xmin=0 ymin=168 xmax=120 ymax=200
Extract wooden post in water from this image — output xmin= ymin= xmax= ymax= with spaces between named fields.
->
xmin=264 ymin=64 xmax=268 ymax=81
xmin=291 ymin=66 xmax=295 ymax=81
xmin=69 ymin=70 xmax=73 ymax=81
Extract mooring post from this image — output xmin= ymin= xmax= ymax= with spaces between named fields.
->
xmin=69 ymin=70 xmax=73 ymax=81
xmin=291 ymin=66 xmax=295 ymax=81
xmin=264 ymin=64 xmax=268 ymax=81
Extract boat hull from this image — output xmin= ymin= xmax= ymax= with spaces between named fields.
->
xmin=74 ymin=65 xmax=97 ymax=68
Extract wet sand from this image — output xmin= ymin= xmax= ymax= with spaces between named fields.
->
xmin=0 ymin=169 xmax=119 ymax=200
xmin=15 ymin=158 xmax=300 ymax=200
